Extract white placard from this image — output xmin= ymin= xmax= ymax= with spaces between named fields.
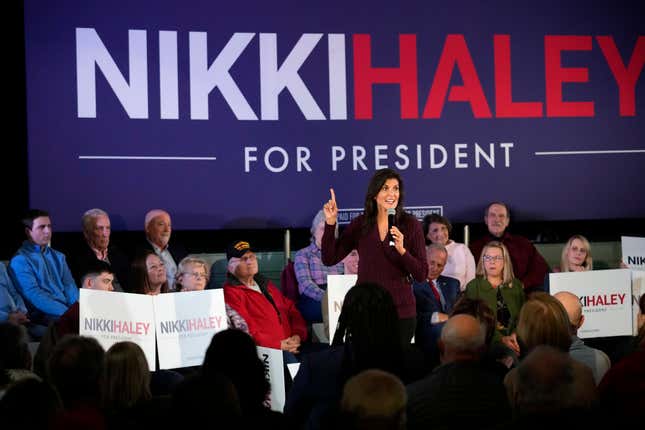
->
xmin=257 ymin=346 xmax=285 ymax=412
xmin=327 ymin=274 xmax=357 ymax=341
xmin=154 ymin=290 xmax=228 ymax=369
xmin=79 ymin=289 xmax=156 ymax=370
xmin=549 ymin=269 xmax=632 ymax=338
xmin=621 ymin=236 xmax=645 ymax=270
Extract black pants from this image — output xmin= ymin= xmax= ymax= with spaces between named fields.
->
xmin=399 ymin=317 xmax=416 ymax=344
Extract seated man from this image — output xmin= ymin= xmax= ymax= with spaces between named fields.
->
xmin=0 ymin=261 xmax=47 ymax=340
xmin=223 ymin=240 xmax=307 ymax=360
xmin=9 ymin=209 xmax=78 ymax=327
xmin=138 ymin=209 xmax=187 ymax=292
xmin=71 ymin=208 xmax=130 ymax=292
xmin=412 ymin=243 xmax=460 ymax=358
xmin=469 ymin=202 xmax=549 ymax=293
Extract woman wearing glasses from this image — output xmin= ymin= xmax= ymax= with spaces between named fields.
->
xmin=464 ymin=241 xmax=525 ymax=357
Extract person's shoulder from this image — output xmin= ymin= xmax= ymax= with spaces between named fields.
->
xmin=438 ymin=275 xmax=460 ymax=287
xmin=505 ymin=232 xmax=533 ymax=247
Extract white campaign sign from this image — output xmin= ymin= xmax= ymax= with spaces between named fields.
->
xmin=327 ymin=274 xmax=357 ymax=341
xmin=257 ymin=346 xmax=285 ymax=412
xmin=154 ymin=289 xmax=228 ymax=369
xmin=79 ymin=289 xmax=156 ymax=369
xmin=549 ymin=269 xmax=632 ymax=338
xmin=621 ymin=236 xmax=645 ymax=271
xmin=630 ymin=271 xmax=644 ymax=335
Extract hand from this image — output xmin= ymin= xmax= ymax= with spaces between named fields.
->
xmin=501 ymin=333 xmax=520 ymax=355
xmin=390 ymin=226 xmax=406 ymax=255
xmin=323 ymin=188 xmax=338 ymax=225
xmin=8 ymin=311 xmax=30 ymax=325
xmin=280 ymin=335 xmax=301 ymax=353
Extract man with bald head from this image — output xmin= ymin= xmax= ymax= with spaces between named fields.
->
xmin=554 ymin=291 xmax=610 ymax=385
xmin=406 ymin=314 xmax=510 ymax=430
xmin=138 ymin=209 xmax=188 ymax=291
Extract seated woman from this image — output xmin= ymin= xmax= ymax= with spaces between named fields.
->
xmin=223 ymin=240 xmax=307 ymax=360
xmin=130 ymin=250 xmax=169 ymax=295
xmin=175 ymin=256 xmax=249 ymax=334
xmin=464 ymin=241 xmax=525 ymax=358
xmin=423 ymin=214 xmax=476 ymax=291
xmin=294 ymin=210 xmax=344 ymax=323
xmin=554 ymin=235 xmax=593 ymax=273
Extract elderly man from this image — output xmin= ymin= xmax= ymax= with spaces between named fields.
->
xmin=9 ymin=209 xmax=78 ymax=327
xmin=554 ymin=291 xmax=611 ymax=385
xmin=223 ymin=240 xmax=307 ymax=358
xmin=469 ymin=202 xmax=549 ymax=293
xmin=412 ymin=243 xmax=460 ymax=358
xmin=71 ymin=208 xmax=129 ymax=292
xmin=138 ymin=209 xmax=187 ymax=291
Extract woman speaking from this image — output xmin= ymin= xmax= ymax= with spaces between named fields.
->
xmin=321 ymin=168 xmax=428 ymax=342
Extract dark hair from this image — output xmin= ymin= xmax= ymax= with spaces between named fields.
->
xmin=202 ymin=329 xmax=269 ymax=414
xmin=484 ymin=202 xmax=510 ymax=218
xmin=332 ymin=283 xmax=403 ymax=378
xmin=102 ymin=341 xmax=151 ymax=412
xmin=363 ymin=169 xmax=405 ymax=233
xmin=130 ymin=250 xmax=169 ymax=295
xmin=0 ymin=378 xmax=62 ymax=428
xmin=21 ymin=209 xmax=49 ymax=230
xmin=48 ymin=335 xmax=105 ymax=408
xmin=639 ymin=293 xmax=645 ymax=315
xmin=422 ymin=214 xmax=452 ymax=245
xmin=450 ymin=297 xmax=496 ymax=346
xmin=81 ymin=259 xmax=114 ymax=285
xmin=0 ymin=322 xmax=32 ymax=371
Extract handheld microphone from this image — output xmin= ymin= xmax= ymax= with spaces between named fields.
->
xmin=387 ymin=208 xmax=396 ymax=246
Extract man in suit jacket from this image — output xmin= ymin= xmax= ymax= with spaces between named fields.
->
xmin=138 ymin=209 xmax=188 ymax=291
xmin=70 ymin=208 xmax=130 ymax=292
xmin=413 ymin=243 xmax=460 ymax=357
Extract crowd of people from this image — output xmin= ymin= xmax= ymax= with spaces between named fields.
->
xmin=1 ymin=168 xmax=643 ymax=428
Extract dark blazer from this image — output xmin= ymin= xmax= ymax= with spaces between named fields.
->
xmin=137 ymin=239 xmax=188 ymax=268
xmin=412 ymin=275 xmax=460 ymax=356
xmin=71 ymin=242 xmax=130 ymax=292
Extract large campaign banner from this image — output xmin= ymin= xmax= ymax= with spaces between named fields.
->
xmin=24 ymin=1 xmax=644 ymax=231
xmin=549 ymin=269 xmax=633 ymax=338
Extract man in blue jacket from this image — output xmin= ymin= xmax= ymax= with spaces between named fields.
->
xmin=9 ymin=209 xmax=78 ymax=327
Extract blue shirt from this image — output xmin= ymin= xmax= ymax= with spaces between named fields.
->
xmin=0 ymin=261 xmax=27 ymax=321
xmin=9 ymin=241 xmax=79 ymax=317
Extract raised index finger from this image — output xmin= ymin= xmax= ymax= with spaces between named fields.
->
xmin=330 ymin=188 xmax=336 ymax=203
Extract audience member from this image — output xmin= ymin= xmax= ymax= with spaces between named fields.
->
xmin=423 ymin=213 xmax=476 ymax=290
xmin=130 ymin=250 xmax=169 ymax=295
xmin=554 ymin=291 xmax=611 ymax=384
xmin=464 ymin=241 xmax=525 ymax=356
xmin=470 ymin=202 xmax=549 ymax=293
xmin=0 ymin=261 xmax=46 ymax=339
xmin=294 ymin=210 xmax=344 ymax=323
xmin=175 ymin=256 xmax=249 ymax=333
xmin=48 ymin=335 xmax=106 ymax=428
xmin=0 ymin=378 xmax=61 ymax=427
xmin=138 ymin=209 xmax=187 ymax=291
xmin=8 ymin=209 xmax=78 ymax=327
xmin=339 ymin=369 xmax=407 ymax=430
xmin=71 ymin=208 xmax=130 ymax=292
xmin=223 ymin=240 xmax=307 ymax=358
xmin=505 ymin=293 xmax=597 ymax=412
xmin=202 ymin=329 xmax=286 ymax=428
xmin=0 ymin=322 xmax=37 ymax=397
xmin=412 ymin=243 xmax=460 ymax=361
xmin=555 ymin=235 xmax=593 ymax=272
xmin=285 ymin=282 xmax=426 ymax=430
xmin=406 ymin=314 xmax=511 ymax=430
xmin=597 ymin=293 xmax=645 ymax=418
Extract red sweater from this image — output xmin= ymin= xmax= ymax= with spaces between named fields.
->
xmin=224 ymin=275 xmax=308 ymax=349
xmin=322 ymin=214 xmax=428 ymax=319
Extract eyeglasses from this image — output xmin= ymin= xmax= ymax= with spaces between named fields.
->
xmin=483 ymin=255 xmax=504 ymax=262
xmin=183 ymin=272 xmax=208 ymax=280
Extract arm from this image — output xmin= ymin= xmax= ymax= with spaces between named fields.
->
xmin=277 ymin=288 xmax=308 ymax=342
xmin=294 ymin=248 xmax=325 ymax=300
xmin=464 ymin=246 xmax=477 ymax=285
xmin=321 ymin=219 xmax=357 ymax=266
xmin=395 ymin=217 xmax=428 ymax=282
xmin=9 ymin=256 xmax=69 ymax=316
xmin=519 ymin=242 xmax=550 ymax=290
xmin=60 ymin=256 xmax=79 ymax=305
xmin=225 ymin=303 xmax=249 ymax=334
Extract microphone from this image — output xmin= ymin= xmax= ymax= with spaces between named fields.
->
xmin=387 ymin=208 xmax=396 ymax=246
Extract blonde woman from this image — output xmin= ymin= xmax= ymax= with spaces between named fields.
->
xmin=556 ymin=235 xmax=593 ymax=272
xmin=464 ymin=241 xmax=525 ymax=355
